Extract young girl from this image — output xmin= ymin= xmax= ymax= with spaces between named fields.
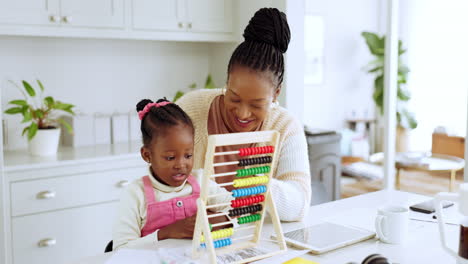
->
xmin=112 ymin=98 xmax=230 ymax=250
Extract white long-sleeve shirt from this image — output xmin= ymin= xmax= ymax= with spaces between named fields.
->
xmin=112 ymin=169 xmax=231 ymax=250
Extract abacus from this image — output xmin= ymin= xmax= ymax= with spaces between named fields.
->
xmin=192 ymin=131 xmax=286 ymax=263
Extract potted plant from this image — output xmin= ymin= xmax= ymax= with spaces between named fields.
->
xmin=4 ymin=80 xmax=75 ymax=156
xmin=361 ymin=31 xmax=418 ymax=152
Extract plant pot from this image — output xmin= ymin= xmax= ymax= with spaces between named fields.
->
xmin=396 ymin=126 xmax=409 ymax=153
xmin=28 ymin=127 xmax=61 ymax=156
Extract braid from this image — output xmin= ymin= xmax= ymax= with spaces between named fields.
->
xmin=136 ymin=98 xmax=194 ymax=146
xmin=228 ymin=8 xmax=290 ymax=88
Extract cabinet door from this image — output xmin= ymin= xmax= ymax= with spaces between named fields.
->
xmin=187 ymin=0 xmax=232 ymax=33
xmin=60 ymin=0 xmax=124 ymax=29
xmin=12 ymin=202 xmax=118 ymax=264
xmin=0 ymin=0 xmax=60 ymax=26
xmin=132 ymin=0 xmax=184 ymax=31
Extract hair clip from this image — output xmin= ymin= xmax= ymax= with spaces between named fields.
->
xmin=138 ymin=101 xmax=171 ymax=120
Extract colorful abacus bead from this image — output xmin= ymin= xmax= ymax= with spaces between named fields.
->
xmin=200 ymin=228 xmax=234 ymax=243
xmin=232 ymin=185 xmax=267 ymax=197
xmin=238 ymin=146 xmax=274 ymax=156
xmin=237 ymin=214 xmax=261 ymax=224
xmin=229 ymin=204 xmax=263 ymax=217
xmin=238 ymin=156 xmax=272 ymax=167
xmin=231 ymin=195 xmax=265 ymax=208
xmin=236 ymin=166 xmax=271 ymax=177
xmin=201 ymin=238 xmax=232 ymax=249
xmin=233 ymin=176 xmax=269 ymax=188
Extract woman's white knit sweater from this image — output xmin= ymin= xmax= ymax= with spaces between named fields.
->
xmin=178 ymin=89 xmax=311 ymax=221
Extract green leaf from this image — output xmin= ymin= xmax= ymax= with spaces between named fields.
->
xmin=44 ymin=96 xmax=54 ymax=107
xmin=188 ymin=83 xmax=197 ymax=89
xmin=27 ymin=123 xmax=38 ymax=141
xmin=405 ymin=111 xmax=418 ymax=129
xmin=397 ymin=87 xmax=411 ymax=101
xmin=173 ymin=91 xmax=185 ymax=102
xmin=4 ymin=107 xmax=23 ymax=114
xmin=56 ymin=118 xmax=73 ymax=134
xmin=22 ymin=80 xmax=36 ymax=97
xmin=8 ymin=99 xmax=28 ymax=106
xmin=373 ymin=75 xmax=384 ymax=115
xmin=21 ymin=110 xmax=32 ymax=123
xmin=37 ymin=79 xmax=45 ymax=92
xmin=53 ymin=102 xmax=75 ymax=114
xmin=22 ymin=126 xmax=29 ymax=136
xmin=205 ymin=74 xmax=216 ymax=89
xmin=35 ymin=109 xmax=44 ymax=119
xmin=362 ymin=32 xmax=384 ymax=56
xmin=367 ymin=66 xmax=383 ymax=73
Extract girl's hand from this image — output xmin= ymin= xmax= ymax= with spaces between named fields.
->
xmin=158 ymin=214 xmax=197 ymax=240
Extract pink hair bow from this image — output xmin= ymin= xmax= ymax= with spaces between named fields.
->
xmin=138 ymin=101 xmax=171 ymax=120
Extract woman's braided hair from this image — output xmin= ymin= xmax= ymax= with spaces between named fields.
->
xmin=136 ymin=98 xmax=194 ymax=146
xmin=227 ymin=8 xmax=291 ymax=88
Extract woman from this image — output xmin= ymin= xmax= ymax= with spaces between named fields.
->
xmin=178 ymin=7 xmax=310 ymax=221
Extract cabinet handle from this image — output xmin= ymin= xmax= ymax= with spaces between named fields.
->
xmin=38 ymin=238 xmax=56 ymax=248
xmin=188 ymin=22 xmax=192 ymax=29
xmin=62 ymin=16 xmax=73 ymax=23
xmin=49 ymin=15 xmax=60 ymax=23
xmin=36 ymin=191 xmax=56 ymax=200
xmin=178 ymin=22 xmax=183 ymax=28
xmin=116 ymin=180 xmax=129 ymax=188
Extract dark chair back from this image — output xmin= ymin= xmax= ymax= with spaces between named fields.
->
xmin=104 ymin=240 xmax=113 ymax=253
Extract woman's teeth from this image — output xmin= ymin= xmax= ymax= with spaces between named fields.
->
xmin=238 ymin=118 xmax=249 ymax=123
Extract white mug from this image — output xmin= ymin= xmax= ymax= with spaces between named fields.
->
xmin=375 ymin=205 xmax=409 ymax=244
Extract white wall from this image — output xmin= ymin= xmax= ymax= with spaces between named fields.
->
xmin=0 ymin=36 xmax=213 ymax=149
xmin=303 ymin=0 xmax=381 ymax=130
xmin=402 ymin=0 xmax=468 ymax=151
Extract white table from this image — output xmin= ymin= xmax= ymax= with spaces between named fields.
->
xmin=75 ymin=190 xmax=459 ymax=264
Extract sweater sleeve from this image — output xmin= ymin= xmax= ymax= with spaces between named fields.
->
xmin=112 ymin=183 xmax=159 ymax=250
xmin=270 ymin=129 xmax=311 ymax=222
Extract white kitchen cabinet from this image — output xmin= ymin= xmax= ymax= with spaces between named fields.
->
xmin=0 ymin=0 xmax=60 ymax=26
xmin=0 ymin=0 xmax=124 ymax=29
xmin=187 ymin=0 xmax=232 ymax=33
xmin=133 ymin=0 xmax=232 ymax=34
xmin=3 ymin=143 xmax=146 ymax=264
xmin=60 ymin=0 xmax=124 ymax=29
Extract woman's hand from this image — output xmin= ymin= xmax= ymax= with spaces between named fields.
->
xmin=158 ymin=214 xmax=197 ymax=240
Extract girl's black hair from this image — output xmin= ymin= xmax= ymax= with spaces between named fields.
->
xmin=227 ymin=7 xmax=291 ymax=88
xmin=136 ymin=98 xmax=194 ymax=146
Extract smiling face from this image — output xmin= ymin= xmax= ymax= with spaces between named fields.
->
xmin=140 ymin=123 xmax=194 ymax=187
xmin=223 ymin=66 xmax=280 ymax=133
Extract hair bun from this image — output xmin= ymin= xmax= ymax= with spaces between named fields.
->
xmin=156 ymin=97 xmax=170 ymax=104
xmin=136 ymin=99 xmax=153 ymax=112
xmin=243 ymin=8 xmax=291 ymax=53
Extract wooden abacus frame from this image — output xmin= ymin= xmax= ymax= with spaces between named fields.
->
xmin=192 ymin=130 xmax=287 ymax=264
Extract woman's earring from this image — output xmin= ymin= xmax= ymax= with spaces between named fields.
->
xmin=271 ymin=99 xmax=279 ymax=108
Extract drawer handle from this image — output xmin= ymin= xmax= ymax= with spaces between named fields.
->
xmin=62 ymin=16 xmax=73 ymax=23
xmin=116 ymin=180 xmax=129 ymax=188
xmin=38 ymin=238 xmax=56 ymax=248
xmin=49 ymin=15 xmax=60 ymax=23
xmin=36 ymin=191 xmax=56 ymax=200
